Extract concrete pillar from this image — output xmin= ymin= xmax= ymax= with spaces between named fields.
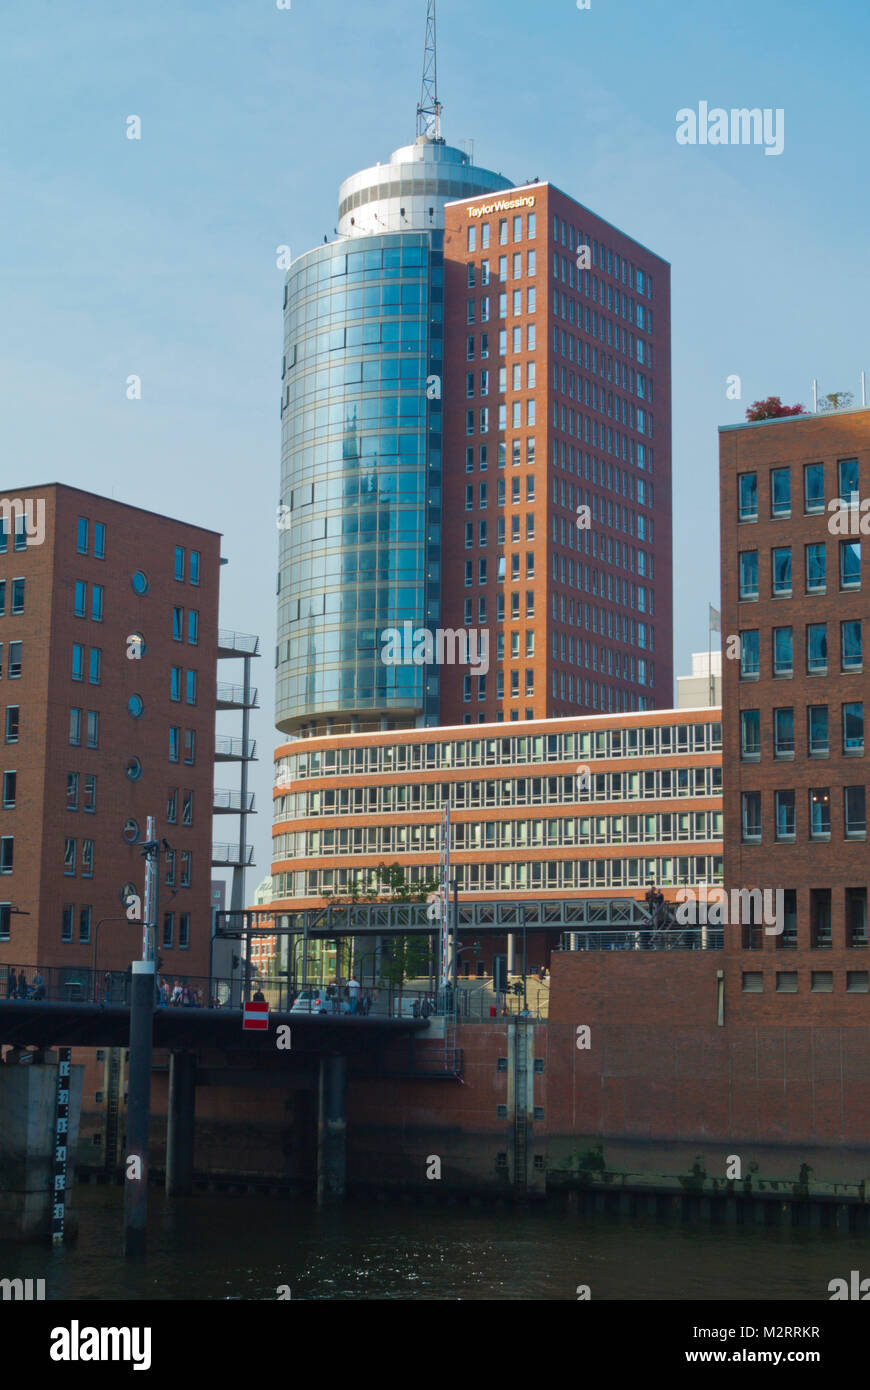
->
xmin=0 ymin=1057 xmax=83 ymax=1242
xmin=317 ymin=1054 xmax=347 ymax=1204
xmin=165 ymin=1053 xmax=197 ymax=1197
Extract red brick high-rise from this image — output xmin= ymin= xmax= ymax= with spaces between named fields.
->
xmin=721 ymin=408 xmax=870 ymax=992
xmin=0 ymin=484 xmax=221 ymax=981
xmin=440 ymin=184 xmax=672 ymax=726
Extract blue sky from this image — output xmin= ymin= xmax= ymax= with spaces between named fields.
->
xmin=2 ymin=0 xmax=868 ymax=875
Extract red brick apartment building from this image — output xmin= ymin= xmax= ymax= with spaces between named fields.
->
xmin=0 ymin=484 xmax=220 ymax=982
xmin=440 ymin=184 xmax=672 ymax=725
xmin=721 ymin=407 xmax=870 ymax=1002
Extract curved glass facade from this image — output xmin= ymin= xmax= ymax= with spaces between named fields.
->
xmin=276 ymin=232 xmax=444 ymax=734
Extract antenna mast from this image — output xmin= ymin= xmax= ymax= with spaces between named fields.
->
xmin=416 ymin=0 xmax=442 ymax=140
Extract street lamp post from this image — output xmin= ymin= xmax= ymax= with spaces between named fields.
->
xmin=92 ymin=916 xmax=142 ymax=1004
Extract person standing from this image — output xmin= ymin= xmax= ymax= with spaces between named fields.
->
xmin=347 ymin=976 xmax=361 ymax=1014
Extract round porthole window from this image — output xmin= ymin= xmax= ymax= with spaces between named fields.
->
xmin=128 ymin=695 xmax=144 ymax=718
xmin=123 ymin=819 xmax=140 ymax=844
xmin=131 ymin=572 xmax=149 ymax=595
xmin=125 ymin=757 xmax=142 ymax=781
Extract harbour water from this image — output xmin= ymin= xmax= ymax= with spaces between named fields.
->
xmin=0 ymin=1186 xmax=851 ymax=1301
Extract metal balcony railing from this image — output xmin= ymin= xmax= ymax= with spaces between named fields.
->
xmin=215 ymin=736 xmax=257 ymax=761
xmin=217 ymin=630 xmax=260 ymax=657
xmin=213 ymin=789 xmax=255 ymax=813
xmin=212 ymin=843 xmax=255 ymax=867
xmin=217 ymin=683 xmax=259 ymax=709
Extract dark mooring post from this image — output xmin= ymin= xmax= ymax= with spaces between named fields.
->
xmin=317 ymin=1054 xmax=347 ymax=1204
xmin=124 ymin=959 xmax=155 ymax=1255
xmin=165 ymin=1052 xmax=196 ymax=1197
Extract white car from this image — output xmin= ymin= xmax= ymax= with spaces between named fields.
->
xmin=290 ymin=989 xmax=350 ymax=1016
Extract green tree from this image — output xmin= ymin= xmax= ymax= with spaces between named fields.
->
xmin=818 ymin=391 xmax=854 ymax=412
xmin=322 ymin=862 xmax=441 ymax=988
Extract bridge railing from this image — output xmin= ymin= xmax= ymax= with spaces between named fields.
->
xmin=561 ymin=928 xmax=725 ymax=951
xmin=0 ymin=966 xmax=453 ymax=1018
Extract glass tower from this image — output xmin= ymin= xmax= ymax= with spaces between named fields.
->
xmin=276 ymin=136 xmax=512 ymax=737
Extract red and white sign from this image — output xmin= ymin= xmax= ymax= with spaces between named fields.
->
xmin=242 ymin=1000 xmax=269 ymax=1031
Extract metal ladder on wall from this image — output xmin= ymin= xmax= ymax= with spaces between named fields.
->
xmin=104 ymin=1047 xmax=122 ymax=1174
xmin=514 ymin=1021 xmax=529 ymax=1189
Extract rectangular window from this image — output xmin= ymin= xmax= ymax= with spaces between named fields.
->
xmin=843 ymin=701 xmax=864 ymax=754
xmin=83 ymin=773 xmax=96 ymax=812
xmin=180 ymin=850 xmax=191 ymax=886
xmin=838 ymin=457 xmax=860 ymax=505
xmin=64 ymin=837 xmax=76 ymax=875
xmin=69 ymin=708 xmax=81 ymax=746
xmin=739 ymin=630 xmax=759 ymax=679
xmin=167 ymin=787 xmax=178 ymax=823
xmin=804 ymin=462 xmax=824 ymax=513
xmin=169 ymin=727 xmax=180 ymax=762
xmin=165 ymin=849 xmax=176 ymax=886
xmin=805 ymin=543 xmax=826 ymax=592
xmin=0 ymin=581 xmax=5 ymax=616
xmin=162 ymin=912 xmax=174 ymax=949
xmin=72 ymin=644 xmax=84 ymax=681
xmin=0 ymin=837 xmax=12 ymax=874
xmin=173 ymin=607 xmax=184 ymax=641
xmin=2 ymin=771 xmax=15 ymax=808
xmin=845 ymin=787 xmax=867 ymax=839
xmin=770 ymin=467 xmax=791 ymax=517
xmin=182 ymin=790 xmax=193 ymax=826
xmin=809 ymin=788 xmax=831 ymax=839
xmin=806 ymin=623 xmax=827 ymax=674
xmin=772 ymin=547 xmax=792 ymax=597
xmin=61 ymin=905 xmax=73 ymax=943
xmin=94 ymin=522 xmax=106 ymax=559
xmin=82 ymin=839 xmax=94 ymax=878
xmin=740 ymin=709 xmax=760 ymax=757
xmin=3 ymin=707 xmax=16 ymax=745
xmin=773 ymin=627 xmax=793 ymax=677
xmin=741 ymin=791 xmax=761 ymax=842
xmin=842 ymin=619 xmax=862 ymax=671
xmin=183 ymin=729 xmax=196 ymax=765
xmin=174 ymin=546 xmax=185 ymax=581
xmin=739 ymin=551 xmax=758 ymax=600
xmin=86 ymin=711 xmax=98 ymax=748
xmin=8 ymin=642 xmax=21 ymax=679
xmin=773 ymin=706 xmax=794 ymax=756
xmin=171 ymin=667 xmax=182 ymax=701
xmin=91 ymin=585 xmax=103 ymax=621
xmin=179 ymin=913 xmax=190 ymax=949
xmin=79 ymin=906 xmax=92 ymax=944
xmin=88 ymin=648 xmax=101 ymax=685
xmin=840 ymin=540 xmax=861 ymax=589
xmin=9 ymin=578 xmax=24 ymax=615
xmin=808 ymin=705 xmax=829 ymax=755
xmin=775 ymin=790 xmax=795 ymax=840
xmin=67 ymin=771 xmax=78 ymax=810
xmin=77 ymin=518 xmax=89 ymax=555
xmin=810 ymin=889 xmax=832 ymax=949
